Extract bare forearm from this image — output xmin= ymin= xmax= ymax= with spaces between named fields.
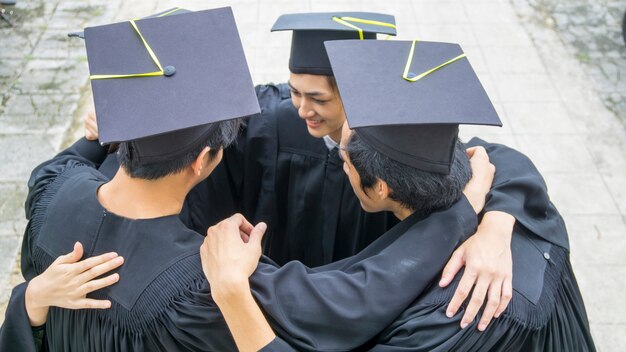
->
xmin=213 ymin=279 xmax=275 ymax=352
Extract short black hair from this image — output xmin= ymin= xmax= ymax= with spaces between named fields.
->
xmin=117 ymin=118 xmax=241 ymax=180
xmin=344 ymin=130 xmax=471 ymax=216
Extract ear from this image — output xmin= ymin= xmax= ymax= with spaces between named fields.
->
xmin=191 ymin=147 xmax=211 ymax=176
xmin=375 ymin=178 xmax=391 ymax=201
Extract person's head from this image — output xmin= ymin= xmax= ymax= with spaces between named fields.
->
xmin=288 ymin=73 xmax=345 ymax=140
xmin=326 ymin=39 xmax=504 ymax=217
xmin=84 ymin=8 xmax=260 ymax=187
xmin=339 ymin=123 xmax=471 ymax=217
xmin=116 ymin=118 xmax=240 ymax=183
xmin=271 ymin=12 xmax=397 ymax=141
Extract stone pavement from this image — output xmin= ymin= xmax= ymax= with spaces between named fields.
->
xmin=1 ymin=0 xmax=624 ymax=350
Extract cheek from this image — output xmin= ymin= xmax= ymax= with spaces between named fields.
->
xmin=291 ymin=95 xmax=301 ymax=108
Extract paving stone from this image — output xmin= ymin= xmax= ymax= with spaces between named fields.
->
xmin=575 ymin=265 xmax=626 ymax=325
xmin=0 ymin=134 xmax=56 ymax=182
xmin=503 ymin=101 xmax=580 ymax=134
xmin=565 ymin=215 xmax=626 ymax=267
xmin=515 ymin=134 xmax=597 ymax=173
xmin=0 ymin=236 xmax=21 ymax=303
xmin=590 ymin=323 xmax=626 ymax=352
xmin=493 ymin=73 xmax=561 ymax=102
xmin=542 ymin=172 xmax=620 ymax=216
xmin=416 ymin=23 xmax=479 ymax=46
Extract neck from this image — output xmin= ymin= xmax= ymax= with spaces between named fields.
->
xmin=97 ymin=168 xmax=192 ymax=219
xmin=390 ymin=203 xmax=414 ymax=221
xmin=328 ymin=128 xmax=342 ymax=144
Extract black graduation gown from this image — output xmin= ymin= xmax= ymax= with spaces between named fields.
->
xmin=368 ymin=229 xmax=595 ymax=351
xmin=184 ymin=84 xmax=566 ymax=267
xmin=1 ymin=138 xmax=479 ymax=351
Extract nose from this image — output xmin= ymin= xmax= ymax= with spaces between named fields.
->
xmin=298 ymin=99 xmax=315 ymax=119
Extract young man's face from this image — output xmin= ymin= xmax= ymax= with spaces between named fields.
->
xmin=288 ymin=72 xmax=345 ymax=141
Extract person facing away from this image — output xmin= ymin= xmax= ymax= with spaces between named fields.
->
xmin=0 ymin=7 xmax=500 ymax=352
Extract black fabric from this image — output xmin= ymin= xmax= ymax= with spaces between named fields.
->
xmin=368 ymin=229 xmax=595 ymax=351
xmin=467 ymin=137 xmax=570 ymax=250
xmin=85 ymin=7 xmax=260 ymax=146
xmin=270 ymin=12 xmax=396 ymax=76
xmin=263 ymin=98 xmax=398 ymax=266
xmin=0 ymin=282 xmax=39 ymax=352
xmin=2 ymin=135 xmax=479 ymax=351
xmin=326 ymin=39 xmax=502 ymax=173
xmin=183 ymin=83 xmax=572 ymax=267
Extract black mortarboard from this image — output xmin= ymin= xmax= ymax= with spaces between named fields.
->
xmin=68 ymin=8 xmax=190 ymax=40
xmin=83 ymin=7 xmax=260 ymax=164
xmin=271 ymin=12 xmax=396 ymax=75
xmin=325 ymin=39 xmax=502 ymax=174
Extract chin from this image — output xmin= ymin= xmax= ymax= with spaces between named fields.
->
xmin=306 ymin=127 xmax=326 ymax=139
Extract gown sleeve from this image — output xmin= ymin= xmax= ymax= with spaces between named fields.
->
xmin=468 ymin=138 xmax=569 ymax=249
xmin=250 ymin=196 xmax=478 ymax=351
xmin=22 ymin=138 xmax=108 ymax=279
xmin=0 ymin=282 xmax=41 ymax=352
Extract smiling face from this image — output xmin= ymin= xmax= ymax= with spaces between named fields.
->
xmin=288 ymin=72 xmax=346 ymax=142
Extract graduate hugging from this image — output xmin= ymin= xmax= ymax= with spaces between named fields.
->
xmin=0 ymin=6 xmax=595 ymax=352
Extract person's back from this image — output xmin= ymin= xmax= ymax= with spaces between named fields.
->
xmin=24 ymin=160 xmax=236 ymax=350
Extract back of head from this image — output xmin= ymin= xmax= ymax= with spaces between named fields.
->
xmin=117 ymin=118 xmax=241 ymax=180
xmin=84 ymin=7 xmax=260 ymax=177
xmin=346 ymin=131 xmax=471 ymax=216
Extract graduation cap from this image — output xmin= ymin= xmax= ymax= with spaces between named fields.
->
xmin=271 ymin=12 xmax=396 ymax=75
xmin=325 ymin=39 xmax=502 ymax=174
xmin=83 ymin=7 xmax=260 ymax=164
xmin=68 ymin=8 xmax=190 ymax=40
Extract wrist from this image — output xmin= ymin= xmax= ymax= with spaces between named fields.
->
xmin=479 ymin=211 xmax=515 ymax=239
xmin=25 ymin=279 xmax=49 ymax=326
xmin=211 ymin=275 xmax=251 ymax=306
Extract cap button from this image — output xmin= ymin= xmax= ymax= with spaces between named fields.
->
xmin=164 ymin=66 xmax=176 ymax=77
xmin=543 ymin=252 xmax=550 ymax=260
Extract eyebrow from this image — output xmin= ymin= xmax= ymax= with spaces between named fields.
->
xmin=288 ymin=81 xmax=329 ymax=98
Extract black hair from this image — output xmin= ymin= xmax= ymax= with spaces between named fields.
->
xmin=344 ymin=131 xmax=471 ymax=217
xmin=117 ymin=119 xmax=241 ymax=180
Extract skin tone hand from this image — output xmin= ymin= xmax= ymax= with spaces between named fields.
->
xmin=25 ymin=242 xmax=124 ymax=326
xmin=200 ymin=214 xmax=275 ymax=352
xmin=84 ymin=109 xmax=99 ymax=141
xmin=442 ymin=146 xmax=516 ymax=331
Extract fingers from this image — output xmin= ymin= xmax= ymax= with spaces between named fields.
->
xmin=465 ymin=146 xmax=478 ymax=158
xmin=495 ymin=276 xmax=512 ymax=318
xmin=77 ymin=256 xmax=124 ymax=283
xmin=75 ymin=298 xmax=112 ymax=310
xmin=446 ymin=269 xmax=477 ymax=319
xmin=84 ymin=110 xmax=99 ymax=141
xmin=73 ymin=252 xmax=120 ymax=275
xmin=460 ymin=275 xmax=491 ymax=329
xmin=440 ymin=248 xmax=465 ymax=287
xmin=477 ymin=280 xmax=502 ymax=331
xmin=79 ymin=273 xmax=120 ymax=295
xmin=248 ymin=222 xmax=267 ymax=248
xmin=55 ymin=242 xmax=84 ymax=265
xmin=228 ymin=213 xmax=254 ymax=235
